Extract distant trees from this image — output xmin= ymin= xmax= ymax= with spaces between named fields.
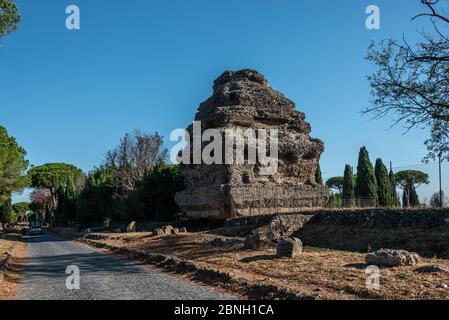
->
xmin=430 ymin=191 xmax=447 ymax=207
xmin=59 ymin=130 xmax=182 ymax=226
xmin=0 ymin=0 xmax=20 ymax=40
xmin=133 ymin=165 xmax=185 ymax=221
xmin=105 ymin=130 xmax=167 ymax=193
xmin=325 ymin=176 xmax=343 ymax=194
xmin=395 ymin=170 xmax=430 ymax=207
xmin=342 ymin=165 xmax=355 ymax=207
xmin=315 ymin=163 xmax=323 ymax=185
xmin=29 ymin=188 xmax=52 ymax=222
xmin=375 ymin=158 xmax=393 ymax=206
xmin=76 ymin=166 xmax=117 ymax=224
xmin=326 ymin=147 xmax=417 ymax=209
xmin=355 ymin=147 xmax=378 ymax=207
xmin=365 ymin=0 xmax=449 ymax=161
xmin=28 ymin=163 xmax=84 ymax=224
xmin=389 ymin=168 xmax=400 ymax=207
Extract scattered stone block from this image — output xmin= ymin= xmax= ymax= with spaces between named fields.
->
xmin=244 ymin=232 xmax=270 ymax=250
xmin=126 ymin=221 xmax=136 ymax=233
xmin=152 ymin=228 xmax=164 ymax=236
xmin=276 ymin=238 xmax=303 ymax=258
xmin=171 ymin=228 xmax=179 ymax=235
xmin=365 ymin=249 xmax=420 ymax=267
xmin=162 ymin=225 xmax=174 ymax=235
xmin=212 ymin=237 xmax=241 ymax=247
xmin=415 ymin=265 xmax=449 ymax=274
xmin=179 ymin=227 xmax=187 ymax=233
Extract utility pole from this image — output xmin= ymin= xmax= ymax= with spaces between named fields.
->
xmin=439 ymin=152 xmax=443 ymax=208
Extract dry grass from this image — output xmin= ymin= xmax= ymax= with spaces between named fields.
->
xmin=87 ymin=231 xmax=449 ymax=300
xmin=0 ymin=234 xmax=27 ymax=300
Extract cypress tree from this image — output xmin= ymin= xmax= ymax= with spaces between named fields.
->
xmin=342 ymin=165 xmax=355 ymax=207
xmin=389 ymin=169 xmax=400 ymax=207
xmin=315 ymin=163 xmax=323 ymax=185
xmin=375 ymin=158 xmax=392 ymax=207
xmin=355 ymin=146 xmax=378 ymax=207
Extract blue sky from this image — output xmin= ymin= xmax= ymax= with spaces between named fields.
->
xmin=1 ymin=0 xmax=447 ymax=203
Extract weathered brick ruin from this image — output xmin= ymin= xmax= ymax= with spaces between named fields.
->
xmin=175 ymin=69 xmax=328 ymax=220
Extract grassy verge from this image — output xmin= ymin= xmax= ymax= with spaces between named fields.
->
xmin=0 ymin=233 xmax=27 ymax=300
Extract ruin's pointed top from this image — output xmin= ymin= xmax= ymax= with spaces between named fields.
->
xmin=213 ymin=69 xmax=269 ymax=90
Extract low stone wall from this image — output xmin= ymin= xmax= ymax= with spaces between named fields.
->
xmin=307 ymin=208 xmax=449 ymax=228
xmin=295 ymin=208 xmax=449 ymax=258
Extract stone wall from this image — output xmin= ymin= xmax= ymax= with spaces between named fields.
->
xmin=295 ymin=208 xmax=449 ymax=258
xmin=214 ymin=208 xmax=449 ymax=258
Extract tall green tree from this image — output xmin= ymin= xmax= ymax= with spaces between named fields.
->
xmin=395 ymin=170 xmax=429 ymax=208
xmin=355 ymin=146 xmax=378 ymax=207
xmin=76 ymin=166 xmax=117 ymax=224
xmin=28 ymin=163 xmax=84 ymax=224
xmin=134 ymin=165 xmax=185 ymax=221
xmin=315 ymin=163 xmax=323 ymax=185
xmin=0 ymin=194 xmax=14 ymax=224
xmin=342 ymin=165 xmax=355 ymax=208
xmin=0 ymin=125 xmax=29 ymax=224
xmin=0 ymin=0 xmax=20 ymax=40
xmin=389 ymin=168 xmax=400 ymax=207
xmin=57 ymin=178 xmax=77 ymax=225
xmin=375 ymin=158 xmax=393 ymax=207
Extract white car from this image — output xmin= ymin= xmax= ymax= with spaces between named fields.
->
xmin=29 ymin=225 xmax=43 ymax=235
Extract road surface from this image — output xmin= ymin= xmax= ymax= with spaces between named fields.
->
xmin=17 ymin=234 xmax=235 ymax=300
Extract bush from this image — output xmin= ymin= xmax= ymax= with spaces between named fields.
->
xmin=134 ymin=165 xmax=185 ymax=221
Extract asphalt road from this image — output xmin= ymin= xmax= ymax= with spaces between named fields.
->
xmin=17 ymin=234 xmax=235 ymax=300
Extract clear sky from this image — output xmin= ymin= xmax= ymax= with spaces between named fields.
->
xmin=1 ymin=0 xmax=447 ymax=203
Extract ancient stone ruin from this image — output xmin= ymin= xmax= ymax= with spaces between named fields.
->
xmin=175 ymin=69 xmax=328 ymax=220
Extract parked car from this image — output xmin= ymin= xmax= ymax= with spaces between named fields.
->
xmin=29 ymin=225 xmax=43 ymax=235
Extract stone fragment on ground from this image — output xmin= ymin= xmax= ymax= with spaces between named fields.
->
xmin=244 ymin=214 xmax=309 ymax=249
xmin=365 ymin=249 xmax=420 ymax=267
xmin=152 ymin=228 xmax=165 ymax=236
xmin=276 ymin=238 xmax=302 ymax=258
xmin=162 ymin=225 xmax=174 ymax=235
xmin=415 ymin=265 xmax=449 ymax=274
xmin=211 ymin=237 xmax=242 ymax=248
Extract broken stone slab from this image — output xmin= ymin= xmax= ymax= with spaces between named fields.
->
xmin=244 ymin=232 xmax=271 ymax=250
xmin=211 ymin=237 xmax=242 ymax=248
xmin=365 ymin=249 xmax=421 ymax=267
xmin=415 ymin=265 xmax=449 ymax=274
xmin=277 ymin=238 xmax=303 ymax=258
xmin=152 ymin=228 xmax=165 ymax=236
xmin=170 ymin=228 xmax=179 ymax=235
xmin=162 ymin=225 xmax=174 ymax=235
xmin=244 ymin=214 xmax=309 ymax=249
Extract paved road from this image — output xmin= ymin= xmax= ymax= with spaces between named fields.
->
xmin=17 ymin=234 xmax=235 ymax=300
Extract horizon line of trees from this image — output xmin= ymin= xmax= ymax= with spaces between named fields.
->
xmin=323 ymin=146 xmax=437 ymax=209
xmin=27 ymin=130 xmax=185 ymax=227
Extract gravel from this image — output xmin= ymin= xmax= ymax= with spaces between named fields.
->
xmin=17 ymin=234 xmax=235 ymax=300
